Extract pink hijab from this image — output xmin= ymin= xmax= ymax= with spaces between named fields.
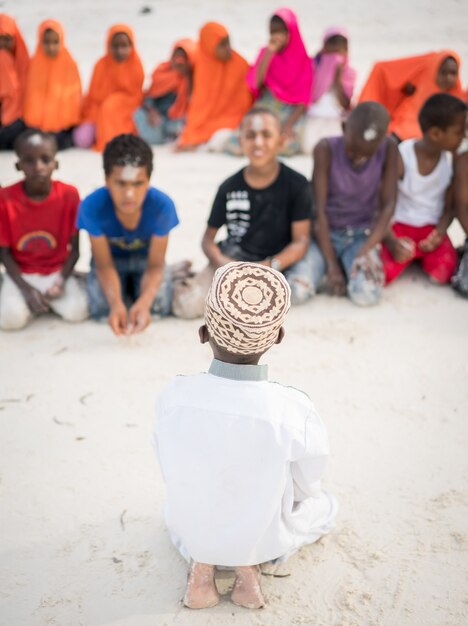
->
xmin=247 ymin=7 xmax=312 ymax=105
xmin=311 ymin=26 xmax=356 ymax=104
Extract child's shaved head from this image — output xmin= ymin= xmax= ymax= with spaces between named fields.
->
xmin=346 ymin=102 xmax=390 ymax=143
xmin=241 ymin=107 xmax=281 ymax=131
xmin=14 ymin=129 xmax=57 ymax=156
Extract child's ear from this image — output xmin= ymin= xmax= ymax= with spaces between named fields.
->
xmin=198 ymin=325 xmax=209 ymax=344
xmin=275 ymin=327 xmax=285 ymax=345
xmin=428 ymin=127 xmax=442 ymax=143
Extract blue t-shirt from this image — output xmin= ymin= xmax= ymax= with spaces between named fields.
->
xmin=77 ymin=186 xmax=179 ymax=257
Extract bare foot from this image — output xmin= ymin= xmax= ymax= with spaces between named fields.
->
xmin=183 ymin=562 xmax=219 ymax=609
xmin=231 ymin=566 xmax=265 ymax=609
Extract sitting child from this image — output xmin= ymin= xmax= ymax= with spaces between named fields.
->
xmin=243 ymin=8 xmax=312 ymax=156
xmin=176 ymin=22 xmax=252 ymax=151
xmin=133 ymin=39 xmax=195 ymax=145
xmin=359 ymin=50 xmax=464 ymax=142
xmin=308 ymin=101 xmax=398 ymax=306
xmin=154 ymin=262 xmax=337 ymax=609
xmin=23 ymin=19 xmax=82 ymax=150
xmin=303 ymin=27 xmax=356 ymax=154
xmin=381 ymin=94 xmax=467 ymax=286
xmin=0 ymin=14 xmax=29 ymax=150
xmin=77 ymin=134 xmax=179 ymax=335
xmin=73 ymin=24 xmax=144 ymax=152
xmin=452 ymin=151 xmax=468 ymax=298
xmin=172 ymin=107 xmax=314 ymax=319
xmin=0 ymin=130 xmax=88 ymax=330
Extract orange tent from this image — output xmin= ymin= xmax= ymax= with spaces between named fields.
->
xmin=23 ymin=19 xmax=82 ymax=132
xmin=0 ymin=14 xmax=29 ymax=126
xmin=146 ymin=38 xmax=196 ymax=120
xmin=359 ymin=51 xmax=464 ymax=140
xmin=82 ymin=24 xmax=144 ymax=151
xmin=178 ymin=22 xmax=252 ymax=147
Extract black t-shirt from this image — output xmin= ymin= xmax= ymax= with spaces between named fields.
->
xmin=207 ymin=163 xmax=312 ymax=261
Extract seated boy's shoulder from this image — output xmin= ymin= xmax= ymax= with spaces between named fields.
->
xmin=80 ymin=186 xmax=111 ymax=212
xmin=268 ymin=380 xmax=314 ymax=410
xmin=217 ymin=168 xmax=246 ymax=193
xmin=157 ymin=373 xmax=207 ymax=405
xmin=53 ymin=180 xmax=80 ymax=202
xmin=146 ymin=185 xmax=175 ymax=206
xmin=280 ymin=162 xmax=309 ymax=187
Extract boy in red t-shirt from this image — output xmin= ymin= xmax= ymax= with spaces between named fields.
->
xmin=0 ymin=129 xmax=88 ymax=330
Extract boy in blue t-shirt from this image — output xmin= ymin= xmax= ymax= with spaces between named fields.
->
xmin=78 ymin=134 xmax=179 ymax=335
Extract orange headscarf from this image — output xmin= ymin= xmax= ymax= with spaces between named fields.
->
xmin=23 ymin=20 xmax=82 ymax=132
xmin=178 ymin=22 xmax=252 ymax=147
xmin=82 ymin=24 xmax=144 ymax=151
xmin=146 ymin=38 xmax=196 ymax=120
xmin=359 ymin=51 xmax=464 ymax=140
xmin=0 ymin=14 xmax=29 ymax=126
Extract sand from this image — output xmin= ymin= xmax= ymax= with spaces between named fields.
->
xmin=1 ymin=1 xmax=468 ymax=625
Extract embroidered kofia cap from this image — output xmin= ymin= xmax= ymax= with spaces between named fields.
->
xmin=205 ymin=262 xmax=291 ymax=355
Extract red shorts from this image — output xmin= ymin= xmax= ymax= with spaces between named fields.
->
xmin=381 ymin=222 xmax=457 ymax=285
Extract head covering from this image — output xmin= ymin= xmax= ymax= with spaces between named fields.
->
xmin=311 ymin=26 xmax=356 ymax=105
xmin=81 ymin=24 xmax=144 ymax=151
xmin=146 ymin=38 xmax=196 ymax=120
xmin=178 ymin=22 xmax=252 ymax=146
xmin=247 ymin=7 xmax=312 ymax=105
xmin=0 ymin=14 xmax=29 ymax=126
xmin=359 ymin=50 xmax=464 ymax=140
xmin=205 ymin=262 xmax=291 ymax=356
xmin=23 ymin=19 xmax=82 ymax=132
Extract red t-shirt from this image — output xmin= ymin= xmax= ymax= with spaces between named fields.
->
xmin=0 ymin=180 xmax=79 ymax=274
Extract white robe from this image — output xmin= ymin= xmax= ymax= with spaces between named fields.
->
xmin=153 ymin=360 xmax=337 ymax=566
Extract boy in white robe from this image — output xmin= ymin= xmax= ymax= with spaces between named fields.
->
xmin=153 ymin=262 xmax=337 ymax=609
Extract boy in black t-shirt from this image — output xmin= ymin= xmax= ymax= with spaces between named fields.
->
xmin=173 ymin=108 xmax=317 ymax=318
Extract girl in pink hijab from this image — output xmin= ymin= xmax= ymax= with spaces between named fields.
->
xmin=303 ymin=27 xmax=357 ymax=153
xmin=245 ymin=8 xmax=312 ymax=155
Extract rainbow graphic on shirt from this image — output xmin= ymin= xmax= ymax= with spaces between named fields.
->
xmin=16 ymin=231 xmax=57 ymax=251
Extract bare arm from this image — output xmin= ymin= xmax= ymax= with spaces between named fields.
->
xmin=312 ymin=140 xmax=346 ymax=295
xmin=201 ymin=226 xmax=235 ymax=268
xmin=282 ymin=104 xmax=306 ymax=137
xmin=419 ymin=184 xmax=454 ymax=253
xmin=357 ymin=138 xmax=398 ymax=257
xmin=254 ymin=48 xmax=274 ymax=90
xmin=332 ymin=64 xmax=351 ymax=110
xmin=264 ymin=219 xmax=310 ymax=269
xmin=44 ymin=233 xmax=81 ymax=299
xmin=128 ymin=234 xmax=168 ymax=332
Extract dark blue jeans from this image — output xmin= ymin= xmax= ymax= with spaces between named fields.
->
xmin=87 ymin=254 xmax=172 ymax=319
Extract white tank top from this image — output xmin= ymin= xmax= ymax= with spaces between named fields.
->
xmin=394 ymin=139 xmax=453 ymax=227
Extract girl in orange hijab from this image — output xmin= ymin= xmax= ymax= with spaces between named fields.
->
xmin=0 ymin=14 xmax=29 ymax=150
xmin=134 ymin=39 xmax=195 ymax=145
xmin=73 ymin=24 xmax=144 ymax=151
xmin=177 ymin=22 xmax=252 ymax=150
xmin=359 ymin=51 xmax=464 ymax=141
xmin=23 ymin=20 xmax=81 ymax=150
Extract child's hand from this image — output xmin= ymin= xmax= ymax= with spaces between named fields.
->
xmin=327 ymin=263 xmax=346 ymax=296
xmin=108 ymin=302 xmax=129 ymax=336
xmin=147 ymin=108 xmax=162 ymax=127
xmin=419 ymin=229 xmax=444 ymax=253
xmin=333 ymin=62 xmax=344 ymax=86
xmin=45 ymin=276 xmax=65 ymax=299
xmin=351 ymin=251 xmax=383 ymax=283
xmin=128 ymin=301 xmax=152 ymax=334
xmin=391 ymin=236 xmax=416 ymax=262
xmin=22 ymin=285 xmax=51 ymax=315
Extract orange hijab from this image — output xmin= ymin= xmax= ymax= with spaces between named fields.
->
xmin=23 ymin=20 xmax=82 ymax=132
xmin=82 ymin=24 xmax=144 ymax=151
xmin=359 ymin=51 xmax=464 ymax=140
xmin=0 ymin=14 xmax=29 ymax=126
xmin=179 ymin=22 xmax=252 ymax=146
xmin=146 ymin=38 xmax=196 ymax=120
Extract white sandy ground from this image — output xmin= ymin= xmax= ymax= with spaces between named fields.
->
xmin=1 ymin=1 xmax=468 ymax=625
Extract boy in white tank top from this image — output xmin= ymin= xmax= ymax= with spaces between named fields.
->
xmin=381 ymin=93 xmax=467 ymax=285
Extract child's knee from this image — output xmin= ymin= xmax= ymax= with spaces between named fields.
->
xmin=287 ymin=275 xmax=315 ymax=305
xmin=0 ymin=304 xmax=31 ymax=330
xmin=348 ymin=274 xmax=383 ymax=307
